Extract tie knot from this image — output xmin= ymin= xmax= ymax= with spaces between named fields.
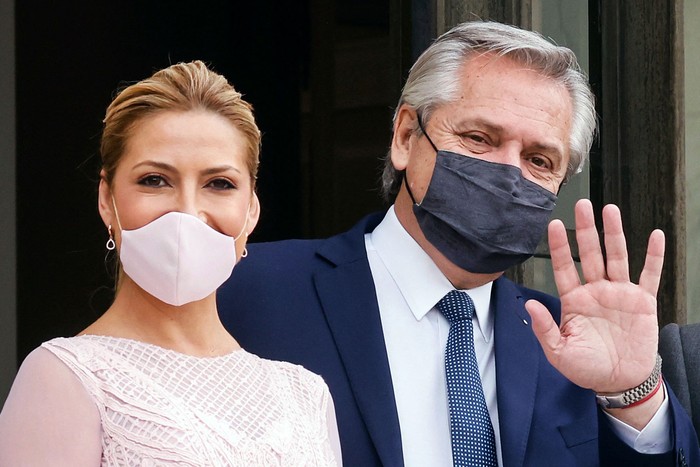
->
xmin=437 ymin=290 xmax=475 ymax=324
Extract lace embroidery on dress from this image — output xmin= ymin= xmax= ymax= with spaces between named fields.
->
xmin=42 ymin=335 xmax=338 ymax=466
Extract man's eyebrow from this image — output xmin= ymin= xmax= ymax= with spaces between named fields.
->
xmin=529 ymin=142 xmax=565 ymax=155
xmin=454 ymin=118 xmax=505 ymax=133
xmin=455 ymin=118 xmax=566 ymax=158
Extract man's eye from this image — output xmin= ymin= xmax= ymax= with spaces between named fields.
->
xmin=207 ymin=178 xmax=235 ymax=190
xmin=529 ymin=156 xmax=550 ymax=169
xmin=462 ymin=133 xmax=490 ymax=144
xmin=138 ymin=175 xmax=167 ymax=187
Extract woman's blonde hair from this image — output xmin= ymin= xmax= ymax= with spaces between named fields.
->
xmin=101 ymin=60 xmax=261 ymax=186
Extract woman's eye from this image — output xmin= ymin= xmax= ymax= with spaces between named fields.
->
xmin=138 ymin=175 xmax=168 ymax=187
xmin=207 ymin=178 xmax=236 ymax=190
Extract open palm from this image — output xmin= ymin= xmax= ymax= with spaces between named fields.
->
xmin=525 ymin=199 xmax=664 ymax=393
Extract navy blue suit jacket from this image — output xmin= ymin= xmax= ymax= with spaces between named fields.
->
xmin=218 ymin=213 xmax=699 ymax=466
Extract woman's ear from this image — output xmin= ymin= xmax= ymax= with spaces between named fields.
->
xmin=390 ymin=105 xmax=419 ymax=171
xmin=245 ymin=191 xmax=261 ymax=237
xmin=97 ymin=170 xmax=114 ymax=229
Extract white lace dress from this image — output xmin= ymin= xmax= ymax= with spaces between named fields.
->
xmin=0 ymin=335 xmax=341 ymax=466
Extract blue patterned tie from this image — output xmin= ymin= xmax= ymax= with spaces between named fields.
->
xmin=437 ymin=290 xmax=497 ymax=467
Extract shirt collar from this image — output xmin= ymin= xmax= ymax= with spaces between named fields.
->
xmin=367 ymin=206 xmax=494 ymax=341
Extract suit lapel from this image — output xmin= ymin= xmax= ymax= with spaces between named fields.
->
xmin=492 ymin=278 xmax=542 ymax=467
xmin=314 ymin=214 xmax=404 ymax=467
xmin=310 ymin=216 xmax=547 ymax=467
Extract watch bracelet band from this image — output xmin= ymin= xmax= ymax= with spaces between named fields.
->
xmin=594 ymin=354 xmax=663 ymax=409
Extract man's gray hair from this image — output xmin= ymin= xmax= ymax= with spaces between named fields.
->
xmin=381 ymin=21 xmax=597 ymax=202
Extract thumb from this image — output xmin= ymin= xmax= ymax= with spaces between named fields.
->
xmin=525 ymin=299 xmax=562 ymax=356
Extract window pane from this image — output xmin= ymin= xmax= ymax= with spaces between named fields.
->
xmin=686 ymin=2 xmax=700 ymax=323
xmin=528 ymin=0 xmax=589 ymax=295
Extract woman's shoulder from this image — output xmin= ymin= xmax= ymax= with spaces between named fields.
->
xmin=43 ymin=334 xmax=185 ymax=362
xmin=8 ymin=337 xmax=104 ymax=386
xmin=41 ymin=335 xmax=81 ymax=352
xmin=40 ymin=335 xmax=113 ymax=367
xmin=4 ymin=341 xmax=100 ymax=421
xmin=17 ymin=343 xmax=79 ymax=382
xmin=246 ymin=352 xmax=330 ymax=400
xmin=0 ymin=342 xmax=103 ymax=465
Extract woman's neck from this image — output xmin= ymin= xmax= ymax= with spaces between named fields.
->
xmin=80 ymin=278 xmax=239 ymax=357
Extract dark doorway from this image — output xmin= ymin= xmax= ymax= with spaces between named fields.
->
xmin=15 ymin=0 xmax=401 ymax=363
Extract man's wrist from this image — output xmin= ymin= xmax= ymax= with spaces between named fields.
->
xmin=595 ymin=354 xmax=663 ymax=409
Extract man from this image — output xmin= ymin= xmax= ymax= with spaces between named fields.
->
xmin=219 ymin=21 xmax=699 ymax=466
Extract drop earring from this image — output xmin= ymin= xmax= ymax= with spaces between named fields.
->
xmin=241 ymin=248 xmax=248 ymax=258
xmin=106 ymin=225 xmax=116 ymax=251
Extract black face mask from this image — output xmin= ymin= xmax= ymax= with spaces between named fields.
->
xmin=406 ymin=120 xmax=557 ymax=274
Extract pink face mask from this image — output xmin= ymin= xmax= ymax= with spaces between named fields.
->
xmin=114 ymin=207 xmax=248 ymax=306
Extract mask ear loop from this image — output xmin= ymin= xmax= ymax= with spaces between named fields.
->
xmin=416 ymin=113 xmax=439 ymax=152
xmin=105 ymin=195 xmax=123 ymax=254
xmin=110 ymin=197 xmax=124 ymax=233
xmin=105 ymin=197 xmax=124 ymax=285
xmin=404 ymin=112 xmax=439 ymax=206
xmin=233 ymin=203 xmax=253 ymax=259
xmin=233 ymin=205 xmax=251 ymax=242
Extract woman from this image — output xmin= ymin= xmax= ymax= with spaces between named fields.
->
xmin=0 ymin=61 xmax=341 ymax=466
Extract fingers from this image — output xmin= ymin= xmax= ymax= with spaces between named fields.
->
xmin=601 ymin=204 xmax=630 ymax=282
xmin=570 ymin=200 xmax=663 ymax=293
xmin=574 ymin=199 xmax=606 ymax=283
xmin=525 ymin=299 xmax=561 ymax=355
xmin=547 ymin=218 xmax=581 ymax=297
xmin=638 ymin=229 xmax=665 ymax=296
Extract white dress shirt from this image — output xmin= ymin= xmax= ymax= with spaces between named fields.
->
xmin=364 ymin=207 xmax=671 ymax=467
